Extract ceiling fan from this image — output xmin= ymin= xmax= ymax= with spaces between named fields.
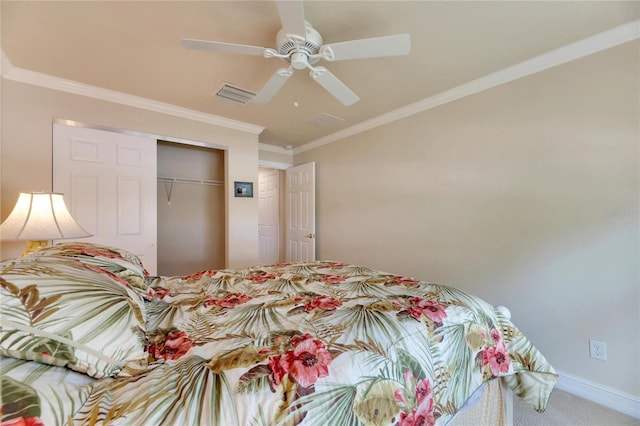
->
xmin=181 ymin=0 xmax=410 ymax=106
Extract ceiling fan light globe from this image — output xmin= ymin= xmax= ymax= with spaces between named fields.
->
xmin=291 ymin=52 xmax=309 ymax=70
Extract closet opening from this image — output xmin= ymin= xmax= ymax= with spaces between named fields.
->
xmin=157 ymin=140 xmax=225 ymax=275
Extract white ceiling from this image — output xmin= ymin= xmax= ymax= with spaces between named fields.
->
xmin=2 ymin=1 xmax=638 ymax=148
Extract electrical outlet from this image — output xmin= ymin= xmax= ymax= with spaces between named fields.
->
xmin=589 ymin=339 xmax=607 ymax=361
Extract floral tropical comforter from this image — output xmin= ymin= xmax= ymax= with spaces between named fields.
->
xmin=0 ymin=243 xmax=557 ymax=426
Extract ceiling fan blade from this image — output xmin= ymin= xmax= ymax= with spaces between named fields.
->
xmin=275 ymin=0 xmax=306 ymax=39
xmin=253 ymin=68 xmax=293 ymax=104
xmin=310 ymin=66 xmax=359 ymax=106
xmin=182 ymin=38 xmax=267 ymax=56
xmin=320 ymin=34 xmax=411 ymax=61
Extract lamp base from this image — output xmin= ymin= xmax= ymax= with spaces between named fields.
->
xmin=24 ymin=240 xmax=48 ymax=256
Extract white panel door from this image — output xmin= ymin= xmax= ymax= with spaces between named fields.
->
xmin=53 ymin=124 xmax=158 ymax=274
xmin=286 ymin=162 xmax=315 ymax=262
xmin=258 ymin=169 xmax=279 ymax=265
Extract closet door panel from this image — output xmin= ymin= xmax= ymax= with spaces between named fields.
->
xmin=53 ymin=123 xmax=158 ymax=274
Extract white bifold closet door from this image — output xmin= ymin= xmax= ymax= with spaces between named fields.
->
xmin=53 ymin=123 xmax=158 ymax=274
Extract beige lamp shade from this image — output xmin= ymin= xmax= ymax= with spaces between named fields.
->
xmin=0 ymin=192 xmax=92 ymax=241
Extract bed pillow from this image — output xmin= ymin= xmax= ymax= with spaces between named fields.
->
xmin=32 ymin=242 xmax=150 ymax=299
xmin=0 ymin=254 xmax=148 ymax=378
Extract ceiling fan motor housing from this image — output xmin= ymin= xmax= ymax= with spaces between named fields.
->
xmin=276 ymin=22 xmax=323 ymax=68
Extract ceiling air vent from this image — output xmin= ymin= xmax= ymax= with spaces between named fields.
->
xmin=214 ymin=83 xmax=256 ymax=105
xmin=305 ymin=112 xmax=345 ymax=127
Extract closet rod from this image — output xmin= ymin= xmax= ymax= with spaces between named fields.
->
xmin=158 ymin=176 xmax=224 ymax=186
xmin=158 ymin=176 xmax=224 ymax=204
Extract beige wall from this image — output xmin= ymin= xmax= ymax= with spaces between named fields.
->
xmin=295 ymin=41 xmax=639 ymax=396
xmin=0 ymin=79 xmax=260 ymax=268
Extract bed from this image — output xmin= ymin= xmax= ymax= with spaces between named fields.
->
xmin=0 ymin=242 xmax=557 ymax=425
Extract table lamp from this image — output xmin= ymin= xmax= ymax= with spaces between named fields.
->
xmin=0 ymin=192 xmax=92 ymax=255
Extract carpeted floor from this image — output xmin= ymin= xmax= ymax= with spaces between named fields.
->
xmin=513 ymin=389 xmax=639 ymax=425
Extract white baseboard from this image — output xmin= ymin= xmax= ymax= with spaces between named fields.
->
xmin=555 ymin=370 xmax=640 ymax=419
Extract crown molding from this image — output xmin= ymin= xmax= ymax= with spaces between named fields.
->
xmin=294 ymin=19 xmax=640 ymax=155
xmin=259 ymin=143 xmax=294 ymax=155
xmin=1 ymin=52 xmax=264 ymax=136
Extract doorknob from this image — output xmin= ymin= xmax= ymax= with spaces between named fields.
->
xmin=306 ymin=233 xmax=315 ymax=239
